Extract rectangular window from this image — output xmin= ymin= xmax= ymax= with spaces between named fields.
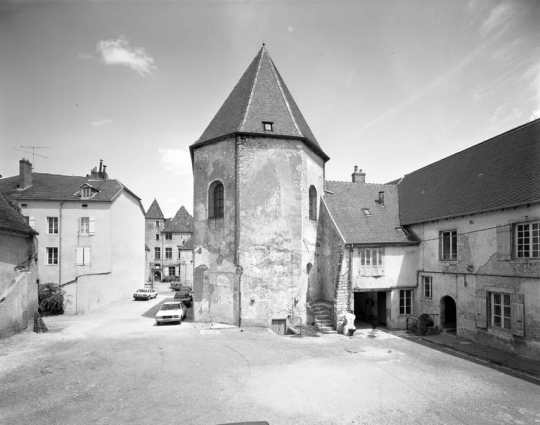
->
xmin=47 ymin=217 xmax=58 ymax=234
xmin=400 ymin=290 xmax=412 ymax=315
xmin=80 ymin=217 xmax=89 ymax=235
xmin=81 ymin=187 xmax=91 ymax=199
xmin=155 ymin=221 xmax=160 ymax=228
xmin=516 ymin=221 xmax=540 ymax=258
xmin=440 ymin=230 xmax=457 ymax=260
xmin=178 ymin=247 xmax=182 ymax=258
xmin=154 ymin=247 xmax=161 ymax=260
xmin=491 ymin=293 xmax=511 ymax=330
xmin=76 ymin=247 xmax=91 ymax=265
xmin=155 ymin=234 xmax=160 ymax=240
xmin=47 ymin=247 xmax=58 ymax=265
xmin=263 ymin=121 xmax=273 ymax=132
xmin=359 ymin=248 xmax=384 ymax=276
xmin=165 ymin=233 xmax=172 ymax=240
xmin=165 ymin=248 xmax=172 ymax=259
xmin=422 ymin=276 xmax=432 ymax=298
xmin=168 ymin=266 xmax=176 ymax=276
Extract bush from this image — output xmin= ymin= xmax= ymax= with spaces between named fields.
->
xmin=38 ymin=283 xmax=65 ymax=316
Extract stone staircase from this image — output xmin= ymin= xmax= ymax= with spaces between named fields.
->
xmin=311 ymin=302 xmax=337 ymax=334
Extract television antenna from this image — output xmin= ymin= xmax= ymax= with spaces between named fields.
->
xmin=13 ymin=146 xmax=49 ymax=171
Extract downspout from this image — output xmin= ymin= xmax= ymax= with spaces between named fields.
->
xmin=59 ymin=201 xmax=66 ymax=310
xmin=348 ymin=245 xmax=353 ymax=312
xmin=235 ymin=136 xmax=242 ymax=327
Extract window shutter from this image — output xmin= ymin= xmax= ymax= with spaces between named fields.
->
xmin=164 ymin=267 xmax=169 ymax=276
xmin=29 ymin=216 xmax=35 ymax=228
xmin=475 ymin=289 xmax=487 ymax=329
xmin=496 ymin=225 xmax=511 ymax=260
xmin=76 ymin=247 xmax=84 ymax=265
xmin=511 ymin=293 xmax=524 ymax=337
xmin=84 ymin=247 xmax=91 ymax=265
xmin=89 ymin=217 xmax=95 ymax=235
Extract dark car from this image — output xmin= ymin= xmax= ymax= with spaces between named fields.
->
xmin=174 ymin=287 xmax=192 ymax=307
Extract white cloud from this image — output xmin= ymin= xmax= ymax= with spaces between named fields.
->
xmin=530 ymin=110 xmax=540 ymax=121
xmin=78 ymin=52 xmax=93 ymax=60
xmin=480 ymin=3 xmax=513 ymax=37
xmin=91 ymin=119 xmax=112 ymax=127
xmin=288 ymin=26 xmax=294 ymax=32
xmin=97 ymin=36 xmax=156 ymax=76
xmin=158 ymin=148 xmax=192 ymax=177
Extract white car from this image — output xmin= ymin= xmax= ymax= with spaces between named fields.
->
xmin=155 ymin=302 xmax=187 ymax=325
xmin=133 ymin=288 xmax=158 ymax=301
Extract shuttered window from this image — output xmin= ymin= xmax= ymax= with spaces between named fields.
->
xmin=76 ymin=247 xmax=91 ymax=265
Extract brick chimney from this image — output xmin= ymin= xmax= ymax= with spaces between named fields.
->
xmin=351 ymin=166 xmax=365 ymax=183
xmin=19 ymin=158 xmax=32 ymax=189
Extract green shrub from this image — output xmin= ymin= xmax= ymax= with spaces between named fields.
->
xmin=38 ymin=283 xmax=65 ymax=316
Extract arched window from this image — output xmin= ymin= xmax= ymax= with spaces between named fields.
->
xmin=306 ymin=262 xmax=313 ymax=274
xmin=309 ymin=185 xmax=317 ymax=221
xmin=208 ymin=181 xmax=224 ymax=219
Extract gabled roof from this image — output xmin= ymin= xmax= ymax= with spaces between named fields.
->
xmin=146 ymin=199 xmax=165 ymax=219
xmin=0 ymin=173 xmax=137 ymax=203
xmin=0 ymin=192 xmax=38 ymax=237
xmin=179 ymin=236 xmax=194 ymax=250
xmin=191 ymin=46 xmax=329 ymax=162
xmin=163 ymin=206 xmax=193 ymax=233
xmin=398 ymin=118 xmax=540 ymax=225
xmin=324 ymin=181 xmax=418 ymax=245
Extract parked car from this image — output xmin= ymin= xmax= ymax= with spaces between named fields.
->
xmin=174 ymin=287 xmax=193 ymax=307
xmin=133 ymin=288 xmax=158 ymax=301
xmin=155 ymin=302 xmax=186 ymax=325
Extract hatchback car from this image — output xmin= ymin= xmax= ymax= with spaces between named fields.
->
xmin=133 ymin=288 xmax=158 ymax=301
xmin=155 ymin=302 xmax=186 ymax=325
xmin=173 ymin=288 xmax=193 ymax=307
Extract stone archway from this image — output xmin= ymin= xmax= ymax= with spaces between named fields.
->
xmin=440 ymin=295 xmax=457 ymax=331
xmin=153 ymin=271 xmax=162 ymax=283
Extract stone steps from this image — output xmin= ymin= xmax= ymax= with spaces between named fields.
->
xmin=312 ymin=303 xmax=335 ymax=334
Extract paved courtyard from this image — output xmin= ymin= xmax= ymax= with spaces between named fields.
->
xmin=1 ymin=286 xmax=539 ymax=425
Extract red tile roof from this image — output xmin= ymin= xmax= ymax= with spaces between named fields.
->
xmin=324 ymin=181 xmax=418 ymax=245
xmin=397 ymin=119 xmax=540 ymax=225
xmin=163 ymin=206 xmax=193 ymax=233
xmin=0 ymin=193 xmax=38 ymax=236
xmin=191 ymin=46 xmax=329 ymax=162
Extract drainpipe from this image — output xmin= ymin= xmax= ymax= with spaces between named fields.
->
xmin=235 ymin=136 xmax=242 ymax=327
xmin=59 ymin=201 xmax=67 ymax=309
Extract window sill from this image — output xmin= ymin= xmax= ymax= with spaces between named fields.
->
xmin=511 ymin=258 xmax=540 ymax=263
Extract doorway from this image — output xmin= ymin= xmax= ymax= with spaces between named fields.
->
xmin=153 ymin=271 xmax=162 ymax=283
xmin=440 ymin=296 xmax=457 ymax=331
xmin=353 ymin=291 xmax=387 ymax=327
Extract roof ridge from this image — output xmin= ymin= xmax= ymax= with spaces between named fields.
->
xmin=265 ymin=48 xmax=303 ymax=137
xmin=326 ymin=180 xmax=397 ymax=187
xmin=239 ymin=48 xmax=263 ymax=132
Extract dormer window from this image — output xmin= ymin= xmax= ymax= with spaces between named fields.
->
xmin=263 ymin=121 xmax=273 ymax=132
xmin=81 ymin=187 xmax=91 ymax=199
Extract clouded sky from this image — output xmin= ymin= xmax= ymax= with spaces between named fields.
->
xmin=1 ymin=0 xmax=539 ymax=217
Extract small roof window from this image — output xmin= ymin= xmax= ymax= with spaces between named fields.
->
xmin=263 ymin=121 xmax=273 ymax=132
xmin=362 ymin=208 xmax=372 ymax=216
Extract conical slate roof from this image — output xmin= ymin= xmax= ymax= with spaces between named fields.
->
xmin=146 ymin=199 xmax=165 ymax=219
xmin=163 ymin=206 xmax=194 ymax=233
xmin=191 ymin=46 xmax=329 ymax=161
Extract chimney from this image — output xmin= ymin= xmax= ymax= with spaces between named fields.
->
xmin=378 ymin=191 xmax=385 ymax=206
xmin=19 ymin=158 xmax=32 ymax=189
xmin=102 ymin=165 xmax=108 ymax=180
xmin=99 ymin=159 xmax=103 ymax=174
xmin=351 ymin=166 xmax=366 ymax=183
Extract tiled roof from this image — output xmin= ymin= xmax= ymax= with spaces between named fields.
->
xmin=146 ymin=199 xmax=165 ymax=219
xmin=324 ymin=181 xmax=418 ymax=245
xmin=398 ymin=119 xmax=540 ymax=225
xmin=0 ymin=173 xmax=130 ymax=203
xmin=191 ymin=46 xmax=329 ymax=162
xmin=0 ymin=192 xmax=38 ymax=236
xmin=163 ymin=206 xmax=193 ymax=233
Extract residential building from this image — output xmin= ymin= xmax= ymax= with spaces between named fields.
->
xmin=396 ymin=119 xmax=540 ymax=360
xmin=145 ymin=201 xmax=194 ymax=286
xmin=0 ymin=193 xmax=38 ymax=337
xmin=0 ymin=159 xmax=146 ymax=314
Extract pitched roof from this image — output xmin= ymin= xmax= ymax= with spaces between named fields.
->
xmin=398 ymin=119 xmax=540 ymax=225
xmin=324 ymin=181 xmax=418 ymax=245
xmin=146 ymin=199 xmax=165 ymax=219
xmin=179 ymin=236 xmax=194 ymax=250
xmin=0 ymin=192 xmax=38 ymax=237
xmin=163 ymin=206 xmax=193 ymax=233
xmin=0 ymin=173 xmax=137 ymax=203
xmin=191 ymin=46 xmax=329 ymax=162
